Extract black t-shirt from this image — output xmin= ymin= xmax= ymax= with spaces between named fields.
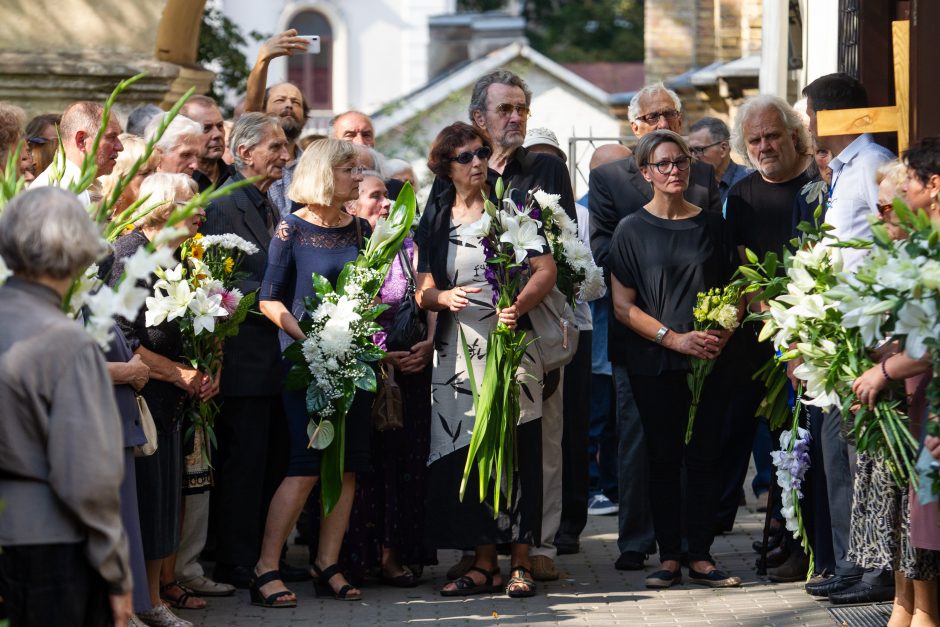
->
xmin=725 ymin=169 xmax=811 ymax=261
xmin=606 ymin=208 xmax=738 ymax=375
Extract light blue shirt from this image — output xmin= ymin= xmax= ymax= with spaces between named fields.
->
xmin=826 ymin=134 xmax=895 ymax=270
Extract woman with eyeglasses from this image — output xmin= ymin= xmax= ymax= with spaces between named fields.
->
xmin=851 ymin=140 xmax=940 ymax=627
xmin=251 ymin=138 xmax=370 ymax=607
xmin=606 ymin=130 xmax=740 ymax=590
xmin=414 ymin=121 xmax=557 ymax=598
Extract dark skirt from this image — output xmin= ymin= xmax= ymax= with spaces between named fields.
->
xmin=425 ymin=418 xmax=543 ymax=550
xmin=311 ymin=366 xmax=435 ymax=579
xmin=284 ymin=382 xmax=373 ymax=477
xmin=121 ymin=448 xmax=151 ymax=612
xmin=135 ymin=423 xmax=182 ymax=560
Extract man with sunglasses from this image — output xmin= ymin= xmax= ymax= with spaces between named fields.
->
xmin=588 ymin=82 xmax=721 ymax=573
xmin=688 ymin=117 xmax=751 ymax=207
xmin=181 ymin=95 xmax=234 ymax=193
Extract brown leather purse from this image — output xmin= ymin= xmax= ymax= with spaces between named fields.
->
xmin=372 ymin=362 xmax=404 ymax=431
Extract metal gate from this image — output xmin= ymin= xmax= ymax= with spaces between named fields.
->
xmin=565 ymin=136 xmax=635 ymax=200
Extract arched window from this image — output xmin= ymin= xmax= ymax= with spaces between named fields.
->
xmin=287 ymin=10 xmax=333 ymax=111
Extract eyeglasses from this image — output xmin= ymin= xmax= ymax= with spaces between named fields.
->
xmin=689 ymin=140 xmax=724 ymax=157
xmin=202 ymin=121 xmax=225 ymax=134
xmin=334 ymin=165 xmax=366 ymax=176
xmin=448 ymin=146 xmax=492 ymax=164
xmin=636 ymin=109 xmax=680 ymax=125
xmin=645 ymin=157 xmax=691 ymax=175
xmin=488 ymin=103 xmax=531 ymax=118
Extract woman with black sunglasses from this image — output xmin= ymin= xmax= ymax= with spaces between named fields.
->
xmin=414 ymin=121 xmax=556 ymax=598
xmin=606 ymin=130 xmax=741 ymax=589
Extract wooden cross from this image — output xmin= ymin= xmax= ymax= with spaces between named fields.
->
xmin=816 ymin=20 xmax=909 ymax=153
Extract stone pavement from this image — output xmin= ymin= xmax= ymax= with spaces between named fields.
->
xmin=186 ymin=497 xmax=842 ymax=626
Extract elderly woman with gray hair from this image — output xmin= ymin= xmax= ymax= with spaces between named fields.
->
xmin=146 ymin=114 xmax=203 ymax=178
xmin=0 ymin=187 xmax=132 ymax=626
xmin=107 ymin=173 xmax=217 ymax=626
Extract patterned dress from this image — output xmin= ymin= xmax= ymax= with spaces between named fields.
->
xmin=424 ymin=220 xmax=545 ymax=550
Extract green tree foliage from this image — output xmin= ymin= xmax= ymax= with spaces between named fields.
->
xmin=197 ymin=7 xmax=268 ymax=114
xmin=458 ymin=0 xmax=643 ymax=63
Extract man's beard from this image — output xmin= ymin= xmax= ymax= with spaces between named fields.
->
xmin=279 ymin=116 xmax=304 ymax=142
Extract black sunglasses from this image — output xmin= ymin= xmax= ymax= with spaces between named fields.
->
xmin=448 ymin=146 xmax=492 ymax=164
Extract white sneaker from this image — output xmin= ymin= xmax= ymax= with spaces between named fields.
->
xmin=587 ymin=493 xmax=619 ymax=516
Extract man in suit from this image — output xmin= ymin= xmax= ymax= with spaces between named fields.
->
xmin=202 ymin=112 xmax=292 ymax=588
xmin=589 ymin=82 xmax=721 ymax=571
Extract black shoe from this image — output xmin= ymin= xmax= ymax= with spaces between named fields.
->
xmin=763 ymin=544 xmax=791 ymax=568
xmin=614 ymin=551 xmax=646 ymax=571
xmin=279 ymin=560 xmax=312 ymax=582
xmin=214 ymin=563 xmax=252 ymax=589
xmin=752 ymin=530 xmax=784 ymax=554
xmin=767 ymin=548 xmax=809 ymax=583
xmin=828 ymin=581 xmax=895 ymax=604
xmin=555 ymin=535 xmax=580 ymax=555
xmin=804 ymin=573 xmax=861 ymax=597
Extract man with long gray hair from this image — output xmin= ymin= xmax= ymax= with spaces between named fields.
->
xmin=202 ymin=112 xmax=293 ymax=589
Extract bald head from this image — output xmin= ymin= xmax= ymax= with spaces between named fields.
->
xmin=590 ymin=143 xmax=632 ymax=171
xmin=331 ymin=111 xmax=375 ymax=147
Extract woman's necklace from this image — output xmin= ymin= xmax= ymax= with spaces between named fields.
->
xmin=306 ymin=206 xmax=345 ymax=227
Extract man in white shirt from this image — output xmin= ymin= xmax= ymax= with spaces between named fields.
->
xmin=804 ymin=74 xmax=895 ymax=270
xmin=801 ymin=72 xmax=896 ymax=605
xmin=31 ymin=101 xmax=123 ymax=206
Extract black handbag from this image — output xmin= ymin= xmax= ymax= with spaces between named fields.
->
xmin=385 ymin=248 xmax=428 ymax=351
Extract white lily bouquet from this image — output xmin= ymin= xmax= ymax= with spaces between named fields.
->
xmin=145 ymin=232 xmax=258 ymax=462
xmin=685 ymin=285 xmax=740 ymax=443
xmin=283 ymin=184 xmax=416 ymax=515
xmin=531 ymin=189 xmax=606 ymax=304
xmin=457 ymin=179 xmax=548 ymax=515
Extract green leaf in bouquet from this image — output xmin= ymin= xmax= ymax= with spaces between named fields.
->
xmin=305 ymin=385 xmax=329 ymax=415
xmin=298 ymin=318 xmax=314 ymax=335
xmin=495 ymin=177 xmax=504 ymax=200
xmin=360 ymin=344 xmax=386 ymax=362
xmin=284 ymin=363 xmax=310 ymax=390
xmin=360 ymin=303 xmax=390 ymax=321
xmin=764 ymin=252 xmax=779 ymax=277
xmin=308 ymin=418 xmax=335 ymax=450
xmin=311 ymin=273 xmax=334 ymax=298
xmin=352 ymin=361 xmax=377 ymax=392
xmin=738 ymin=266 xmax=764 ymax=283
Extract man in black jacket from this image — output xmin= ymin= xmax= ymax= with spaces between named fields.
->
xmin=588 ymin=82 xmax=721 ymax=571
xmin=202 ymin=112 xmax=292 ymax=588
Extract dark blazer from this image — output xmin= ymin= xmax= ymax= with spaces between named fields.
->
xmin=588 ymin=155 xmax=721 ymax=366
xmin=589 ymin=156 xmax=721 ymax=268
xmin=201 ymin=171 xmax=282 ymax=397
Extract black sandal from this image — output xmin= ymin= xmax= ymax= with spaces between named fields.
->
xmin=313 ymin=563 xmax=361 ymax=600
xmin=440 ymin=566 xmax=500 ymax=597
xmin=506 ymin=565 xmax=537 ymax=598
xmin=249 ymin=570 xmax=297 ymax=608
xmin=159 ymin=580 xmax=207 ymax=610
xmin=381 ymin=566 xmax=419 ymax=588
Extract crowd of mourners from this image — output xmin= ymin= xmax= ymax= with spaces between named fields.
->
xmin=1 ymin=28 xmax=940 ymax=627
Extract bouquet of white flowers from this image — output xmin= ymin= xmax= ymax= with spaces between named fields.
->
xmin=531 ymin=189 xmax=606 ymax=304
xmin=685 ymin=285 xmax=740 ymax=443
xmin=283 ymin=184 xmax=416 ymax=515
xmin=145 ymin=232 xmax=258 ymax=462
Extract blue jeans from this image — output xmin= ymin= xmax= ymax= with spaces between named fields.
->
xmin=588 ymin=373 xmax=618 ymax=500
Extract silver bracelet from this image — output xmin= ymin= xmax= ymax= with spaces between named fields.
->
xmin=655 ymin=326 xmax=670 ymax=345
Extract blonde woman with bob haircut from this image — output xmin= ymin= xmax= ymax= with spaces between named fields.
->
xmin=98 ymin=133 xmax=160 ymax=220
xmin=106 ymin=171 xmax=217 ymax=623
xmin=249 ymin=137 xmax=370 ymax=608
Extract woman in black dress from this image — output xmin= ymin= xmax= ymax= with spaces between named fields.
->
xmin=251 ymin=138 xmax=371 ymax=607
xmin=607 ymin=130 xmax=739 ymax=589
xmin=108 ymin=173 xmax=217 ymax=626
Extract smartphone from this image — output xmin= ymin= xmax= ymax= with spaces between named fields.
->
xmin=297 ymin=35 xmax=321 ymax=54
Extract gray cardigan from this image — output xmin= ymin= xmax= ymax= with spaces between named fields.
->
xmin=0 ymin=277 xmax=131 ymax=594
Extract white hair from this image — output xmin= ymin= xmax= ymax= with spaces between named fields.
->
xmin=384 ymin=158 xmax=413 ymax=178
xmin=0 ymin=187 xmax=107 ymax=279
xmin=628 ymin=82 xmax=682 ymax=122
xmin=230 ymin=113 xmax=280 ymax=171
xmin=145 ymin=114 xmax=202 ymax=152
xmin=731 ymin=95 xmax=811 ymax=168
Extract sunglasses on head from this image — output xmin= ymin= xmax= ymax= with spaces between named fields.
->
xmin=449 ymin=146 xmax=492 ymax=164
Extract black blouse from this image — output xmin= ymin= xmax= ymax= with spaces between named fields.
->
xmin=606 ymin=208 xmax=738 ymax=376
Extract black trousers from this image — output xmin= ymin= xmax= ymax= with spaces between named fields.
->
xmin=557 ymin=331 xmax=592 ymax=542
xmin=714 ymin=375 xmax=764 ymax=530
xmin=0 ymin=542 xmax=112 ymax=626
xmin=630 ymin=367 xmax=728 ymax=563
xmin=211 ymin=395 xmax=289 ymax=568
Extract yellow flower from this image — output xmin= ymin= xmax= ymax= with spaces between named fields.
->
xmin=192 ymin=233 xmax=203 ymax=240
xmin=191 ymin=243 xmax=204 ymax=260
xmin=224 ymin=257 xmax=234 ymax=274
xmin=122 ymin=224 xmax=134 ymax=234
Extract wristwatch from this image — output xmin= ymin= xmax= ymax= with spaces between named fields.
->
xmin=655 ymin=326 xmax=670 ymax=345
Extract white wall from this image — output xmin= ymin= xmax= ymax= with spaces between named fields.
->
xmin=220 ymin=0 xmax=454 ymax=112
xmin=801 ymin=0 xmax=839 ymax=85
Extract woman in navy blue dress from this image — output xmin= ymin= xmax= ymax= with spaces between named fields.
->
xmin=251 ymin=138 xmax=370 ymax=607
